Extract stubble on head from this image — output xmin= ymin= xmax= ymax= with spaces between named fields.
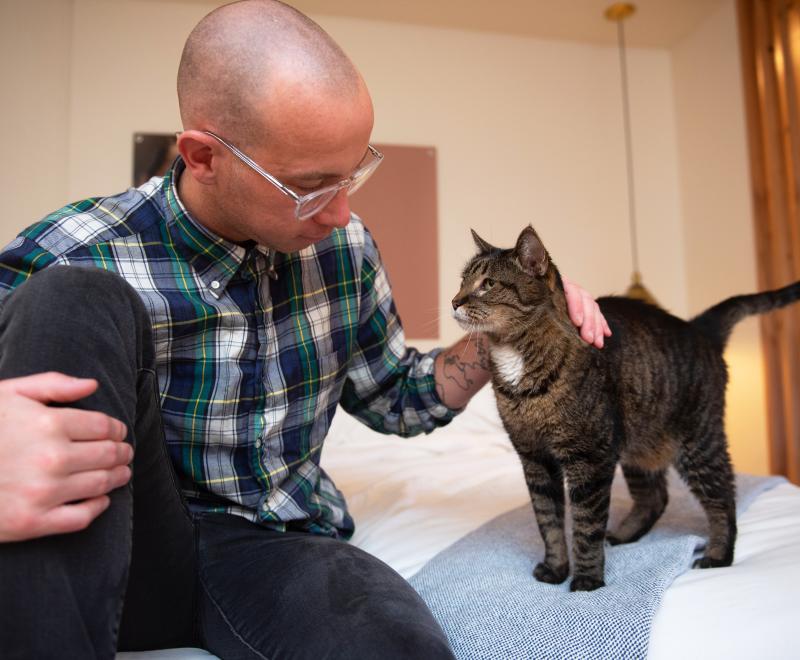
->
xmin=177 ymin=0 xmax=364 ymax=149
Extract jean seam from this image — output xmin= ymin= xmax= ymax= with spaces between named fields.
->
xmin=108 ymin=364 xmax=150 ymax=657
xmin=140 ymin=365 xmax=200 ymax=646
xmin=108 ymin=476 xmax=135 ymax=659
xmin=140 ymin=366 xmax=193 ymax=520
xmin=116 ymin=366 xmax=196 ymax=652
xmin=199 ymin=572 xmax=271 ymax=660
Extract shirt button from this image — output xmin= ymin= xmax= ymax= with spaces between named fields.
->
xmin=255 ymin=437 xmax=262 ymax=448
xmin=261 ymin=503 xmax=269 ymax=511
xmin=210 ymin=280 xmax=220 ymax=290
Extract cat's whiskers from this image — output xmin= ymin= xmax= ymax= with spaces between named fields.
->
xmin=460 ymin=328 xmax=475 ymax=359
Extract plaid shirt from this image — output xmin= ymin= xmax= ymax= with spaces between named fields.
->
xmin=0 ymin=159 xmax=456 ymax=538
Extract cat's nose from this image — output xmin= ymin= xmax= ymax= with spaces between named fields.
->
xmin=452 ymin=296 xmax=463 ymax=311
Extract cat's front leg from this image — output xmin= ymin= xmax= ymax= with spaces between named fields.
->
xmin=565 ymin=459 xmax=616 ymax=592
xmin=517 ymin=448 xmax=569 ymax=584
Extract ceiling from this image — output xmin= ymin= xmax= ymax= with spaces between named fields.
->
xmin=155 ymin=0 xmax=728 ymax=48
xmin=295 ymin=0 xmax=727 ymax=47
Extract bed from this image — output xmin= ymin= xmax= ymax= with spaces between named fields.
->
xmin=119 ymin=384 xmax=800 ymax=659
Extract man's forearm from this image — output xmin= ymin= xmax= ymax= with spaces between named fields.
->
xmin=434 ymin=333 xmax=492 ymax=410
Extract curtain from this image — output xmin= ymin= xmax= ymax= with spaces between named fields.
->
xmin=737 ymin=0 xmax=800 ymax=484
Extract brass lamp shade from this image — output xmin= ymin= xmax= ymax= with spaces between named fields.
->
xmin=605 ymin=3 xmax=661 ymax=309
xmin=605 ymin=3 xmax=636 ymax=22
xmin=624 ymin=271 xmax=660 ymax=306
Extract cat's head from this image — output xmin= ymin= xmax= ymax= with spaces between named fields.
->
xmin=451 ymin=225 xmax=567 ymax=340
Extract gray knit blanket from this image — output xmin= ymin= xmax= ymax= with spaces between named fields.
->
xmin=409 ymin=471 xmax=785 ymax=660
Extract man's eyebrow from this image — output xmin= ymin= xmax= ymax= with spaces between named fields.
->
xmin=287 ymin=148 xmax=371 ymax=182
xmin=290 ymin=170 xmax=340 ymax=182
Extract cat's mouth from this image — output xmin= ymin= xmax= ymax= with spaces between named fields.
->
xmin=452 ymin=307 xmax=492 ymax=333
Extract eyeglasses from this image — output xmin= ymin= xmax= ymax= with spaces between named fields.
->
xmin=201 ymin=130 xmax=383 ymax=221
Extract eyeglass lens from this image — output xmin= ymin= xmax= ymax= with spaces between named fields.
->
xmin=296 ymin=156 xmax=381 ymax=220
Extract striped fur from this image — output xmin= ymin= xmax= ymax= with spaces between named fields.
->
xmin=452 ymin=225 xmax=800 ymax=591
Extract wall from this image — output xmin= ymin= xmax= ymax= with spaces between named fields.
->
xmin=672 ymin=0 xmax=768 ymax=474
xmin=0 ymin=0 xmax=768 ymax=473
xmin=319 ymin=15 xmax=686 ymax=345
xmin=0 ymin=0 xmax=73 ymax=232
xmin=7 ymin=0 xmax=687 ymax=328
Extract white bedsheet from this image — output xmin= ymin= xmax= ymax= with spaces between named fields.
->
xmin=323 ymin=385 xmax=800 ymax=659
xmin=119 ymin=385 xmax=800 ymax=659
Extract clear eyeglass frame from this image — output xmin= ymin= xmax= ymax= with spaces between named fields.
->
xmin=198 ymin=130 xmax=384 ymax=220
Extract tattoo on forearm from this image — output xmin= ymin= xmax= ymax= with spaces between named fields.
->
xmin=442 ymin=354 xmax=477 ymax=391
xmin=441 ymin=335 xmax=491 ymax=391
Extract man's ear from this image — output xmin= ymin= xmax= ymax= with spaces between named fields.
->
xmin=514 ymin=225 xmax=548 ymax=277
xmin=471 ymin=229 xmax=497 ymax=255
xmin=176 ymin=130 xmax=220 ymax=185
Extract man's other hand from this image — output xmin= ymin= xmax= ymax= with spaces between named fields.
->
xmin=562 ymin=276 xmax=612 ymax=349
xmin=0 ymin=373 xmax=131 ymax=542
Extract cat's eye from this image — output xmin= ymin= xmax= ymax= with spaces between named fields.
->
xmin=482 ymin=278 xmax=495 ymax=289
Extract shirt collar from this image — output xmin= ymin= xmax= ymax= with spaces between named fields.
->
xmin=160 ymin=157 xmax=247 ymax=298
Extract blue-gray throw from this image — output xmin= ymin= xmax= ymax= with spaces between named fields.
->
xmin=409 ymin=471 xmax=785 ymax=660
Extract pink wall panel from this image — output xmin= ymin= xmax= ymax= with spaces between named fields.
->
xmin=350 ymin=144 xmax=439 ymax=340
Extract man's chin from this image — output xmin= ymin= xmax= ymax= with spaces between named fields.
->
xmin=301 ymin=227 xmax=334 ymax=242
xmin=261 ymin=234 xmax=327 ymax=254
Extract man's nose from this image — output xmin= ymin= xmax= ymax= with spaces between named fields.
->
xmin=313 ymin=190 xmax=351 ymax=229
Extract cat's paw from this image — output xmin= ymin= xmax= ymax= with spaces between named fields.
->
xmin=569 ymin=575 xmax=605 ymax=592
xmin=692 ymin=555 xmax=733 ymax=569
xmin=533 ymin=562 xmax=569 ymax=584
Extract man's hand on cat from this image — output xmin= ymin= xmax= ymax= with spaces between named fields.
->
xmin=562 ymin=276 xmax=611 ymax=348
xmin=0 ymin=372 xmax=132 ymax=542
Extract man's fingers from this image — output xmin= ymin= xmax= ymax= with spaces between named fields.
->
xmin=64 ymin=440 xmax=133 ymax=474
xmin=563 ymin=280 xmax=610 ymax=348
xmin=580 ymin=293 xmax=595 ymax=344
xmin=58 ymin=408 xmax=127 ymax=443
xmin=592 ymin=305 xmax=605 ymax=348
xmin=0 ymin=496 xmax=111 ymax=542
xmin=563 ymin=279 xmax=584 ymax=326
xmin=39 ymin=496 xmax=111 ymax=537
xmin=60 ymin=465 xmax=132 ymax=504
xmin=5 ymin=372 xmax=98 ymax=404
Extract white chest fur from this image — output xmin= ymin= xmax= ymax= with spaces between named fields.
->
xmin=490 ymin=345 xmax=526 ymax=388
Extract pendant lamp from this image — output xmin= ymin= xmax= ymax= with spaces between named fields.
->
xmin=605 ymin=3 xmax=660 ymax=307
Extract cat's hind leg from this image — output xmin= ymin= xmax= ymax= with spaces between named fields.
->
xmin=675 ymin=427 xmax=737 ymax=568
xmin=606 ymin=465 xmax=668 ymax=545
xmin=518 ymin=449 xmax=570 ymax=585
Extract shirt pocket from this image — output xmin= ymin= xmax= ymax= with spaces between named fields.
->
xmin=275 ymin=344 xmax=347 ymax=407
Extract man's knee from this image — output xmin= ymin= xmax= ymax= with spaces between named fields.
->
xmin=0 ymin=265 xmax=154 ymax=376
xmin=5 ymin=265 xmax=147 ymax=321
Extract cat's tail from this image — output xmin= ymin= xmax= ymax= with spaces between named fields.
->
xmin=690 ymin=280 xmax=800 ymax=348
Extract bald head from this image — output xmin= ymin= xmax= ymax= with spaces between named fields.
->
xmin=177 ymin=0 xmax=363 ymax=146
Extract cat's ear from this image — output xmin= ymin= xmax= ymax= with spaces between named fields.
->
xmin=471 ymin=229 xmax=497 ymax=255
xmin=514 ymin=225 xmax=549 ymax=277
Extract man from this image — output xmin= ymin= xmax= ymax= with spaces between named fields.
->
xmin=0 ymin=1 xmax=609 ymax=658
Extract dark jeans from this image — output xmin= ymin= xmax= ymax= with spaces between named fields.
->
xmin=0 ymin=266 xmax=453 ymax=660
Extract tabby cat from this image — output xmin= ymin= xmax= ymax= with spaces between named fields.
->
xmin=452 ymin=225 xmax=800 ymax=592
